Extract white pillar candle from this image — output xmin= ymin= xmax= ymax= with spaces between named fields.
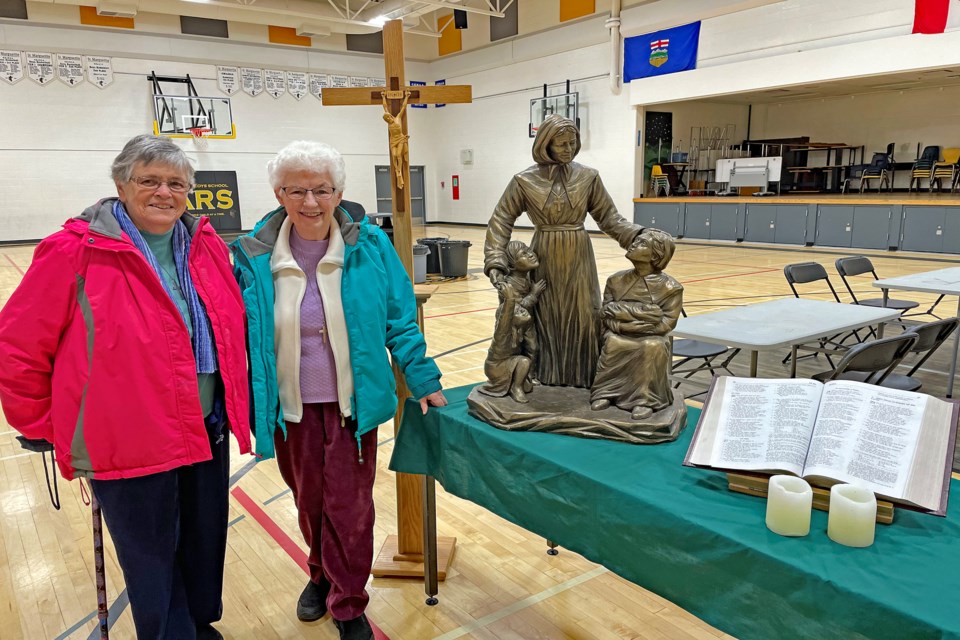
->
xmin=827 ymin=484 xmax=877 ymax=548
xmin=765 ymin=475 xmax=812 ymax=537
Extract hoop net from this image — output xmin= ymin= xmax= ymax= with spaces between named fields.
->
xmin=189 ymin=127 xmax=212 ymax=148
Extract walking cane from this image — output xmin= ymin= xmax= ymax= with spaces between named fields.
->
xmin=90 ymin=489 xmax=110 ymax=639
xmin=17 ymin=436 xmax=109 ymax=638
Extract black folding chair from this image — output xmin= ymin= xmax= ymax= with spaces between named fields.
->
xmin=783 ymin=262 xmax=866 ymax=367
xmin=812 ymin=333 xmax=918 ymax=385
xmin=835 ymin=256 xmax=925 ymax=325
xmin=672 ymin=308 xmax=740 ymax=395
xmin=833 ymin=318 xmax=959 ymax=391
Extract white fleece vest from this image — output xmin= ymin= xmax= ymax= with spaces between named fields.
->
xmin=271 ymin=216 xmax=354 ymax=422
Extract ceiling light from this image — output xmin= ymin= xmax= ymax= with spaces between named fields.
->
xmin=367 ymin=16 xmax=387 ymax=27
xmin=96 ymin=1 xmax=137 ymax=17
xmin=297 ymin=23 xmax=331 ymax=37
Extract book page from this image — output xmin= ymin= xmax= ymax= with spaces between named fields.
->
xmin=705 ymin=377 xmax=822 ymax=474
xmin=803 ymin=381 xmax=927 ymax=499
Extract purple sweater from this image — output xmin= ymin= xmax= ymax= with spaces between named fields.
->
xmin=289 ymin=228 xmax=339 ymax=404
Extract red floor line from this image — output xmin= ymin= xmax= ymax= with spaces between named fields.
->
xmin=230 ymin=487 xmax=391 ymax=640
xmin=3 ymin=254 xmax=24 ymax=275
xmin=231 ymin=487 xmax=309 ymax=573
xmin=682 ymin=267 xmax=782 ymax=284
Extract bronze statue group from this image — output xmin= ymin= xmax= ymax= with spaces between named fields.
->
xmin=477 ymin=114 xmax=685 ymax=432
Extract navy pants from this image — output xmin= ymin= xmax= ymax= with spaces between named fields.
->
xmin=91 ymin=414 xmax=230 ymax=640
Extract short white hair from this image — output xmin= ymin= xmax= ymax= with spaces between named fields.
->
xmin=267 ymin=140 xmax=346 ymax=191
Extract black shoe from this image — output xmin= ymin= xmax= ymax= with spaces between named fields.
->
xmin=334 ymin=614 xmax=374 ymax=640
xmin=297 ymin=577 xmax=331 ymax=622
xmin=196 ymin=624 xmax=224 ymax=640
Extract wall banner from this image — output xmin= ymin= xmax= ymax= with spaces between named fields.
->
xmin=1 ymin=50 xmax=24 ymax=85
xmin=188 ymin=171 xmax=242 ymax=233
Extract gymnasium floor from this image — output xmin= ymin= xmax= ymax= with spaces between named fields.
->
xmin=2 ymin=224 xmax=959 ymax=639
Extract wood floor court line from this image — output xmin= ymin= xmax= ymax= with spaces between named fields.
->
xmin=3 ymin=253 xmax=25 ymax=274
xmin=432 ymin=566 xmax=609 ymax=640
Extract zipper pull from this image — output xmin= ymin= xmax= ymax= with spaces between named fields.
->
xmin=340 ymin=412 xmax=345 ymax=429
xmin=357 ymin=438 xmax=364 ymax=465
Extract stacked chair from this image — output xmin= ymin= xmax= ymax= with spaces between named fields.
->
xmin=908 ymin=145 xmax=940 ymax=192
xmin=860 ymin=144 xmax=895 ymax=192
xmin=649 ymin=165 xmax=670 ymax=197
xmin=930 ymin=147 xmax=960 ymax=192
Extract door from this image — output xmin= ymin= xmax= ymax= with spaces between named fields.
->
xmin=744 ymin=205 xmax=776 ymax=243
xmin=683 ymin=204 xmax=711 ymax=240
xmin=774 ymin=205 xmax=808 ymax=245
xmin=900 ymin=206 xmax=945 ymax=252
xmin=375 ymin=165 xmax=426 ymax=227
xmin=816 ymin=206 xmax=854 ymax=248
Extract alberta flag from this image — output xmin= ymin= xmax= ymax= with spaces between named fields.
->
xmin=623 ymin=22 xmax=701 ymax=82
xmin=913 ymin=0 xmax=960 ymax=33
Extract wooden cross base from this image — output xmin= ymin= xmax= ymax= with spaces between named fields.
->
xmin=372 ymin=535 xmax=457 ymax=580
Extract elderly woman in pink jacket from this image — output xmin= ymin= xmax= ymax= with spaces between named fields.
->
xmin=0 ymin=135 xmax=250 ymax=640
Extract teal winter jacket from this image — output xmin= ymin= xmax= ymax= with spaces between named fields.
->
xmin=230 ymin=202 xmax=441 ymax=459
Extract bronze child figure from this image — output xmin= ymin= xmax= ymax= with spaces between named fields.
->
xmin=480 ymin=283 xmax=536 ymax=403
xmin=499 ymin=241 xmax=546 ymax=381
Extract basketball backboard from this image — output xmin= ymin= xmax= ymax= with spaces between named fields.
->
xmin=529 ymin=92 xmax=579 ymax=138
xmin=153 ymin=95 xmax=235 ymax=139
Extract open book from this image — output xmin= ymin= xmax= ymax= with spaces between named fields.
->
xmin=684 ymin=377 xmax=959 ymax=516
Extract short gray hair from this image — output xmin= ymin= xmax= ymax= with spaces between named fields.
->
xmin=267 ymin=140 xmax=346 ymax=192
xmin=111 ymin=135 xmax=195 ymax=184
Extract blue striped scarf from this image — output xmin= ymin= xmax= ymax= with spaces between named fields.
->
xmin=113 ymin=201 xmax=218 ymax=374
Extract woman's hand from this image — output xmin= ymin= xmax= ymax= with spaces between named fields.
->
xmin=488 ymin=268 xmax=506 ymax=286
xmin=419 ymin=390 xmax=448 ymax=414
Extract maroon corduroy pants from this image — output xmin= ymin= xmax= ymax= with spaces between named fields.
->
xmin=274 ymin=402 xmax=378 ymax=621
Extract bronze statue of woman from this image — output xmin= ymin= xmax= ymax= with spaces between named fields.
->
xmin=483 ymin=115 xmax=641 ymax=388
xmin=590 ymin=229 xmax=682 ymax=419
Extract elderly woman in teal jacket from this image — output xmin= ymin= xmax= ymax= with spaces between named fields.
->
xmin=231 ymin=140 xmax=446 ymax=640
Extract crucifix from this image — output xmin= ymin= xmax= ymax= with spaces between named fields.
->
xmin=322 ymin=19 xmax=471 ymax=581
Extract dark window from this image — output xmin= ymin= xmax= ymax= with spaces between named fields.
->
xmin=0 ymin=0 xmax=28 ymax=20
xmin=180 ymin=15 xmax=229 ymax=38
xmin=346 ymin=31 xmax=383 ymax=54
xmin=490 ymin=0 xmax=518 ymax=41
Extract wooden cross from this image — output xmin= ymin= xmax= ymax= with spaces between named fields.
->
xmin=322 ymin=19 xmax=470 ymax=580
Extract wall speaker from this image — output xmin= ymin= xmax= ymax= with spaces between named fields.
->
xmin=453 ymin=9 xmax=468 ymax=29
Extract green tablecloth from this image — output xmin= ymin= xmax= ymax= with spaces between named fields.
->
xmin=389 ymin=384 xmax=960 ymax=640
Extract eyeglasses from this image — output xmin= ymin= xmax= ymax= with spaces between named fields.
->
xmin=281 ymin=186 xmax=337 ymax=201
xmin=132 ymin=176 xmax=192 ymax=193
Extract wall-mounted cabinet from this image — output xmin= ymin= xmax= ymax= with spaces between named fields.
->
xmin=744 ymin=204 xmax=809 ymax=245
xmin=900 ymin=206 xmax=960 ymax=254
xmin=633 ymin=202 xmax=682 ymax=238
xmin=683 ymin=203 xmax=740 ymax=241
xmin=816 ymin=205 xmax=892 ymax=250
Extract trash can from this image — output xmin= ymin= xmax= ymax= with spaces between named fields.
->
xmin=417 ymin=237 xmax=445 ymax=274
xmin=438 ymin=240 xmax=472 ymax=278
xmin=412 ymin=244 xmax=430 ymax=284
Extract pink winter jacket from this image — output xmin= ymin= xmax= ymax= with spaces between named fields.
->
xmin=0 ymin=199 xmax=251 ymax=480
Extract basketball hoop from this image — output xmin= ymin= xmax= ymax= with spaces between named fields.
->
xmin=189 ymin=127 xmax=212 ymax=148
